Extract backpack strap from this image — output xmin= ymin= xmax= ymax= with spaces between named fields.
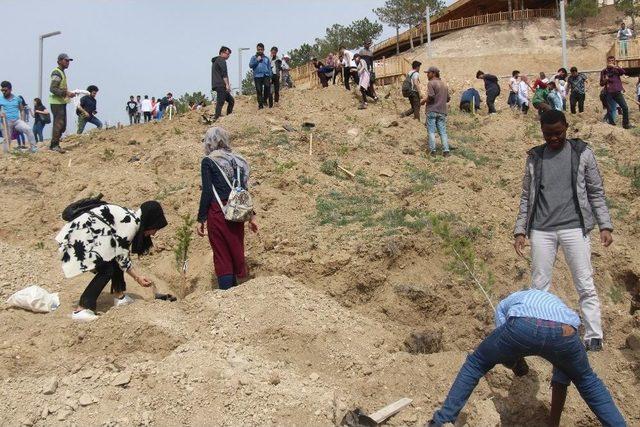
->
xmin=410 ymin=71 xmax=418 ymax=90
xmin=210 ymin=157 xmax=233 ymax=189
xmin=208 ymin=157 xmax=235 ymax=213
xmin=210 ymin=182 xmax=226 ymax=213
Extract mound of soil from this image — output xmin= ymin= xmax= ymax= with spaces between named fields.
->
xmin=1 ymin=12 xmax=639 ymax=425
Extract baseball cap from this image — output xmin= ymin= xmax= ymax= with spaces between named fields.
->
xmin=425 ymin=66 xmax=439 ymax=74
xmin=57 ymin=53 xmax=73 ymax=61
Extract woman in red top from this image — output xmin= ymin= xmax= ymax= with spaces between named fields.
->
xmin=533 ymin=72 xmax=549 ymax=90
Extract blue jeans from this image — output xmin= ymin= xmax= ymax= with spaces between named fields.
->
xmin=157 ymin=109 xmax=164 ymax=120
xmin=33 ymin=121 xmax=45 ymax=142
xmin=426 ymin=112 xmax=449 ymax=153
xmin=619 ymin=40 xmax=628 ymax=57
xmin=77 ymin=115 xmax=103 ymax=134
xmin=431 ymin=317 xmax=626 ymax=426
xmin=606 ymin=92 xmax=629 ymax=127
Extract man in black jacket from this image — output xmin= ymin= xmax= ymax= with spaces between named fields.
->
xmin=268 ymin=46 xmax=281 ymax=106
xmin=77 ymin=85 xmax=102 ymax=134
xmin=477 ymin=70 xmax=500 ymax=114
xmin=126 ymin=96 xmax=137 ymax=125
xmin=211 ymin=46 xmax=234 ymax=121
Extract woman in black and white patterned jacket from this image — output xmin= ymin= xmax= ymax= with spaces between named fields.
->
xmin=55 ymin=201 xmax=167 ymax=321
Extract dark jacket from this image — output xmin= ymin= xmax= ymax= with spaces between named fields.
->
xmin=460 ymin=88 xmax=481 ymax=107
xmin=482 ymin=74 xmax=500 ymax=93
xmin=514 ymin=139 xmax=613 ymax=237
xmin=79 ymin=95 xmax=97 ymax=118
xmin=211 ymin=56 xmax=229 ymax=90
xmin=197 ymin=157 xmax=248 ymax=222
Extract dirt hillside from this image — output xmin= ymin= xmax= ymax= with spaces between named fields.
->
xmin=1 ymin=14 xmax=640 ymax=427
xmin=407 ymin=8 xmax=628 ymax=85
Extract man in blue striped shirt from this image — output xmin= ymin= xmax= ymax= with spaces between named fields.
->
xmin=427 ymin=289 xmax=625 ymax=427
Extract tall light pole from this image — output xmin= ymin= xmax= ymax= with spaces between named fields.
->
xmin=38 ymin=31 xmax=62 ymax=99
xmin=238 ymin=47 xmax=250 ymax=94
xmin=559 ymin=0 xmax=568 ymax=70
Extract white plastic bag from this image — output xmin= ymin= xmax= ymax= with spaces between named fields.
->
xmin=71 ymin=90 xmax=90 ymax=108
xmin=6 ymin=285 xmax=60 ymax=313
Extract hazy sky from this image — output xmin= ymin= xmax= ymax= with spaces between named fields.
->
xmin=1 ymin=0 xmax=454 ymax=129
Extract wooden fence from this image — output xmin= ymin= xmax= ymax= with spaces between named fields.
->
xmin=289 ymin=8 xmax=559 ymax=90
xmin=290 ymin=56 xmax=413 ymax=90
xmin=372 ymin=8 xmax=557 ymax=55
xmin=373 ymin=56 xmax=413 ymax=86
xmin=607 ymin=39 xmax=640 ymax=70
xmin=290 ymin=62 xmax=317 ymax=91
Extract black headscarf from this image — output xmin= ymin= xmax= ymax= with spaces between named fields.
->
xmin=131 ymin=201 xmax=168 ymax=255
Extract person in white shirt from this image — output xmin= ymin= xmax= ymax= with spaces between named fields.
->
xmin=141 ymin=95 xmax=152 ymax=123
xmin=339 ymin=46 xmax=357 ymax=91
xmin=518 ymin=75 xmax=531 ymax=114
xmin=508 ymin=70 xmax=520 ymax=109
xmin=281 ymin=55 xmax=293 ymax=88
xmin=617 ymin=22 xmax=633 ymax=57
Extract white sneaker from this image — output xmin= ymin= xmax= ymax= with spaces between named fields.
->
xmin=113 ymin=294 xmax=134 ymax=307
xmin=72 ymin=309 xmax=98 ymax=322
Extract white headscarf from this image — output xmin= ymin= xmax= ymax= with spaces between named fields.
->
xmin=203 ymin=126 xmax=231 ymax=155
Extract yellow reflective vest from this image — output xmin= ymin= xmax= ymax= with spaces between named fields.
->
xmin=49 ymin=67 xmax=69 ymax=105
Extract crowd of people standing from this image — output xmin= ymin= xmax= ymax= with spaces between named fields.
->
xmin=126 ymin=93 xmax=175 ymax=124
xmin=469 ymin=58 xmax=637 ymax=129
xmin=310 ymin=41 xmax=379 ymax=110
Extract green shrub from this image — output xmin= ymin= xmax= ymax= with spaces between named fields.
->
xmin=316 ymin=191 xmax=378 ymax=226
xmin=320 ymin=159 xmax=338 ymax=176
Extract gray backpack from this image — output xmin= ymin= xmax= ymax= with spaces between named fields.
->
xmin=401 ymin=71 xmax=418 ymax=98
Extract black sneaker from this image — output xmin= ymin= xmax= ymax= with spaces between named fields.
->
xmin=430 ymin=151 xmax=437 ymax=157
xmin=443 ymin=151 xmax=450 ymax=157
xmin=585 ymin=338 xmax=603 ymax=352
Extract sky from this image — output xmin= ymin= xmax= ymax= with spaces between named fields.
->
xmin=1 ymin=0 xmax=454 ymax=131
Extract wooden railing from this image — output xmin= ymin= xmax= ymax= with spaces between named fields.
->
xmin=289 ymin=56 xmax=413 ymax=90
xmin=290 ymin=62 xmax=317 ymax=91
xmin=372 ymin=8 xmax=557 ymax=54
xmin=373 ymin=56 xmax=413 ymax=86
xmin=289 ymin=8 xmax=558 ymax=90
xmin=608 ymin=39 xmax=640 ymax=60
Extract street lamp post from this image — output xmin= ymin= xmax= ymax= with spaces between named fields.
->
xmin=559 ymin=0 xmax=568 ymax=70
xmin=38 ymin=31 xmax=62 ymax=99
xmin=238 ymin=47 xmax=250 ymax=94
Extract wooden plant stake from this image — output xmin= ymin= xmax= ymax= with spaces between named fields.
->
xmin=337 ymin=164 xmax=355 ymax=178
xmin=1 ymin=113 xmax=10 ymax=153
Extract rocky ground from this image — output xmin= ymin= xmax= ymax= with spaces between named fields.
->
xmin=1 ymin=14 xmax=640 ymax=427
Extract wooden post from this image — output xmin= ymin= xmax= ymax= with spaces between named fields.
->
xmin=471 ymin=97 xmax=475 ymax=116
xmin=337 ymin=165 xmax=355 ymax=178
xmin=309 ymin=132 xmax=313 ymax=155
xmin=1 ymin=113 xmax=10 ymax=153
xmin=383 ymin=56 xmax=387 ymax=82
xmin=369 ymin=398 xmax=413 ymax=424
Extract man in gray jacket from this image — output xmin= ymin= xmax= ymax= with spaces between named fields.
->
xmin=513 ymin=110 xmax=613 ymax=351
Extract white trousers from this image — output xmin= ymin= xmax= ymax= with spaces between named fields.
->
xmin=5 ymin=119 xmax=36 ymax=152
xmin=530 ymin=228 xmax=602 ymax=341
